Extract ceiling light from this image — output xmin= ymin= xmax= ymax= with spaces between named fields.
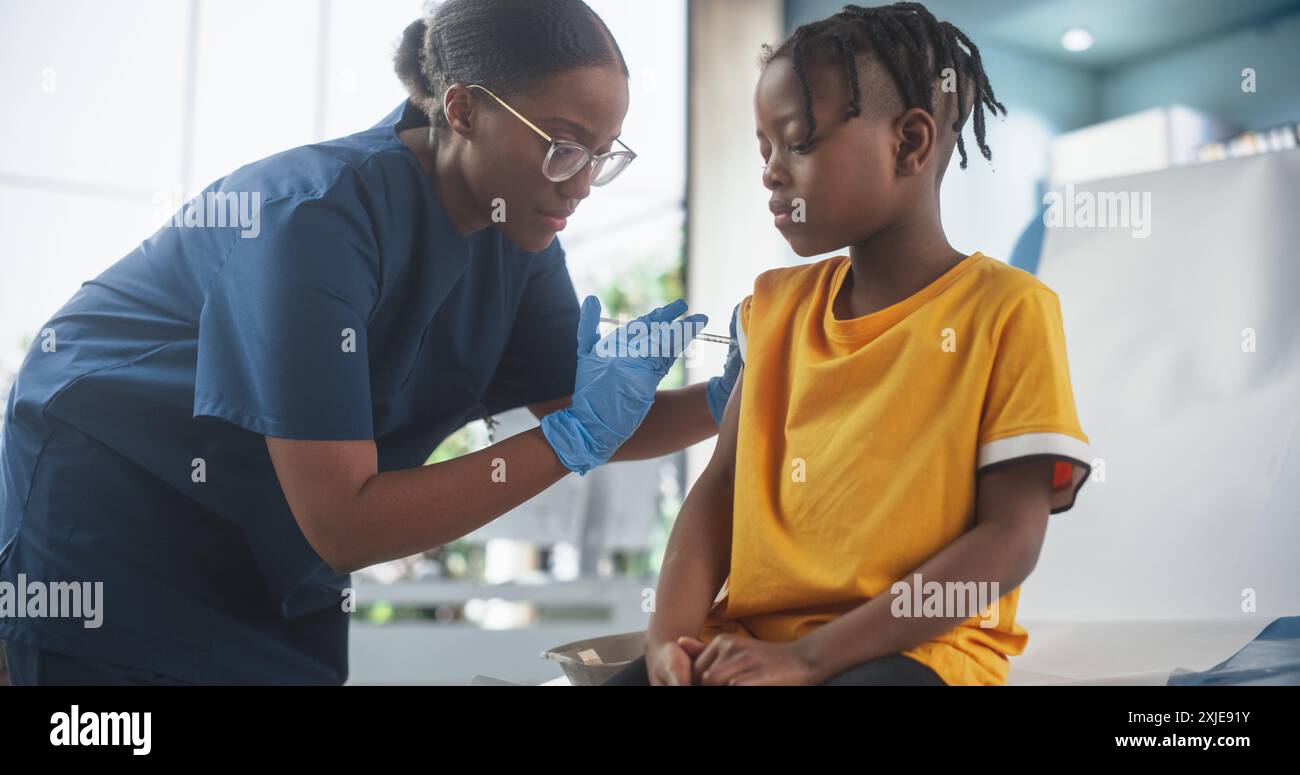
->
xmin=1061 ymin=27 xmax=1094 ymax=52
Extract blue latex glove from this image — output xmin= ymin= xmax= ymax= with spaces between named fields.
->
xmin=542 ymin=295 xmax=708 ymax=475
xmin=705 ymin=302 xmax=743 ymax=425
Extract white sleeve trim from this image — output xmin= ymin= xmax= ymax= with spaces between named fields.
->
xmin=977 ymin=431 xmax=1090 ymax=469
xmin=977 ymin=431 xmax=1093 ymax=514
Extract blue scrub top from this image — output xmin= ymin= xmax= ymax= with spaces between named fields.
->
xmin=0 ymin=100 xmax=580 ymax=683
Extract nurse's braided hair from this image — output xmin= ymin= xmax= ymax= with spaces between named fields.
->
xmin=763 ymin=2 xmax=1005 ymax=169
xmin=394 ymin=0 xmax=628 ymax=132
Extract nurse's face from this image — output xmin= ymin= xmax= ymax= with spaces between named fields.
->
xmin=464 ymin=64 xmax=630 ymax=252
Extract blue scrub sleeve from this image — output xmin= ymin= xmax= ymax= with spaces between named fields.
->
xmin=194 ymin=190 xmax=380 ymax=439
xmin=482 ymin=242 xmax=580 ymax=414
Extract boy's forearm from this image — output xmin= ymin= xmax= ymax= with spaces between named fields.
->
xmin=796 ymin=522 xmax=1039 ymax=682
xmin=647 ymin=468 xmax=734 ymax=648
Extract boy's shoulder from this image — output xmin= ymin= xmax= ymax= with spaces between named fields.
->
xmin=965 ymin=252 xmax=1061 ymax=310
xmin=752 ymin=256 xmax=845 ymax=296
xmin=750 ymin=253 xmax=1058 ymax=304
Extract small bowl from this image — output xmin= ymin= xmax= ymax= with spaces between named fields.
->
xmin=541 ymin=630 xmax=647 ymax=686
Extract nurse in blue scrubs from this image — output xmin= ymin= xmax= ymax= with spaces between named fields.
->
xmin=0 ymin=0 xmax=741 ymax=684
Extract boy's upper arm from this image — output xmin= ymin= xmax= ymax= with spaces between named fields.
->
xmin=972 ymin=286 xmax=1090 ymax=572
xmin=711 ymin=294 xmax=751 ymax=485
xmin=709 ymin=367 xmax=743 ymax=486
xmin=735 ymin=294 xmax=752 ymax=364
xmin=977 ymin=287 xmax=1091 ymax=514
xmin=975 ymin=458 xmax=1054 ymax=572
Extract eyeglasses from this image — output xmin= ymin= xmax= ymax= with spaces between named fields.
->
xmin=461 ymin=84 xmax=636 ymax=186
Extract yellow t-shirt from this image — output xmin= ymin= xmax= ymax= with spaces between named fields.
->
xmin=699 ymin=252 xmax=1091 ymax=686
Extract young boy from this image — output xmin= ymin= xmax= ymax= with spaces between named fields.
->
xmin=606 ymin=2 xmax=1091 ymax=686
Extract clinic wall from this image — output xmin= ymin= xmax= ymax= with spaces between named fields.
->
xmin=1099 ymin=10 xmax=1300 ymax=130
xmin=936 ymin=44 xmax=1099 ymax=262
xmin=684 ymin=0 xmax=786 ymax=485
xmin=782 ymin=1 xmax=1103 ymax=132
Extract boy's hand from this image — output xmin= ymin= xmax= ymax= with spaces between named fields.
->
xmin=694 ymin=634 xmax=819 ymax=686
xmin=647 ymin=639 xmax=695 ymax=686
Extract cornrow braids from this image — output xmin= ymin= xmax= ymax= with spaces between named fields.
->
xmin=762 ymin=2 xmax=1006 ymax=169
xmin=394 ymin=0 xmax=628 ymax=132
xmin=787 ymin=27 xmax=819 ymax=143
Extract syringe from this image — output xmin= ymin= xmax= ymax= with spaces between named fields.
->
xmin=599 ymin=316 xmax=730 ymax=345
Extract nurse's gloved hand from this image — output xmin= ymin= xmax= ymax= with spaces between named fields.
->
xmin=705 ymin=302 xmax=743 ymax=425
xmin=542 ymin=296 xmax=708 ymax=475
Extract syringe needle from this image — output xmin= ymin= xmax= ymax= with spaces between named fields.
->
xmin=598 ymin=316 xmax=730 ymax=344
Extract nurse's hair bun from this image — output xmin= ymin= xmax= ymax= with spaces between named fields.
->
xmin=393 ymin=0 xmax=628 ymax=131
xmin=394 ymin=18 xmax=436 ymax=109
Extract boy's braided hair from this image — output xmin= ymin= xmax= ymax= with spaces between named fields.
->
xmin=762 ymin=2 xmax=1005 ymax=169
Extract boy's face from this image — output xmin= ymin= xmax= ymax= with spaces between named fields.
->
xmin=754 ymin=55 xmax=905 ymax=257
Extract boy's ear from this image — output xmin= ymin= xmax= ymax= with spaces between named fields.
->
xmin=893 ymin=107 xmax=938 ymax=177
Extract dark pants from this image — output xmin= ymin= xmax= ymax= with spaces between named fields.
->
xmin=602 ymin=652 xmax=947 ymax=686
xmin=2 ymin=640 xmax=193 ymax=686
